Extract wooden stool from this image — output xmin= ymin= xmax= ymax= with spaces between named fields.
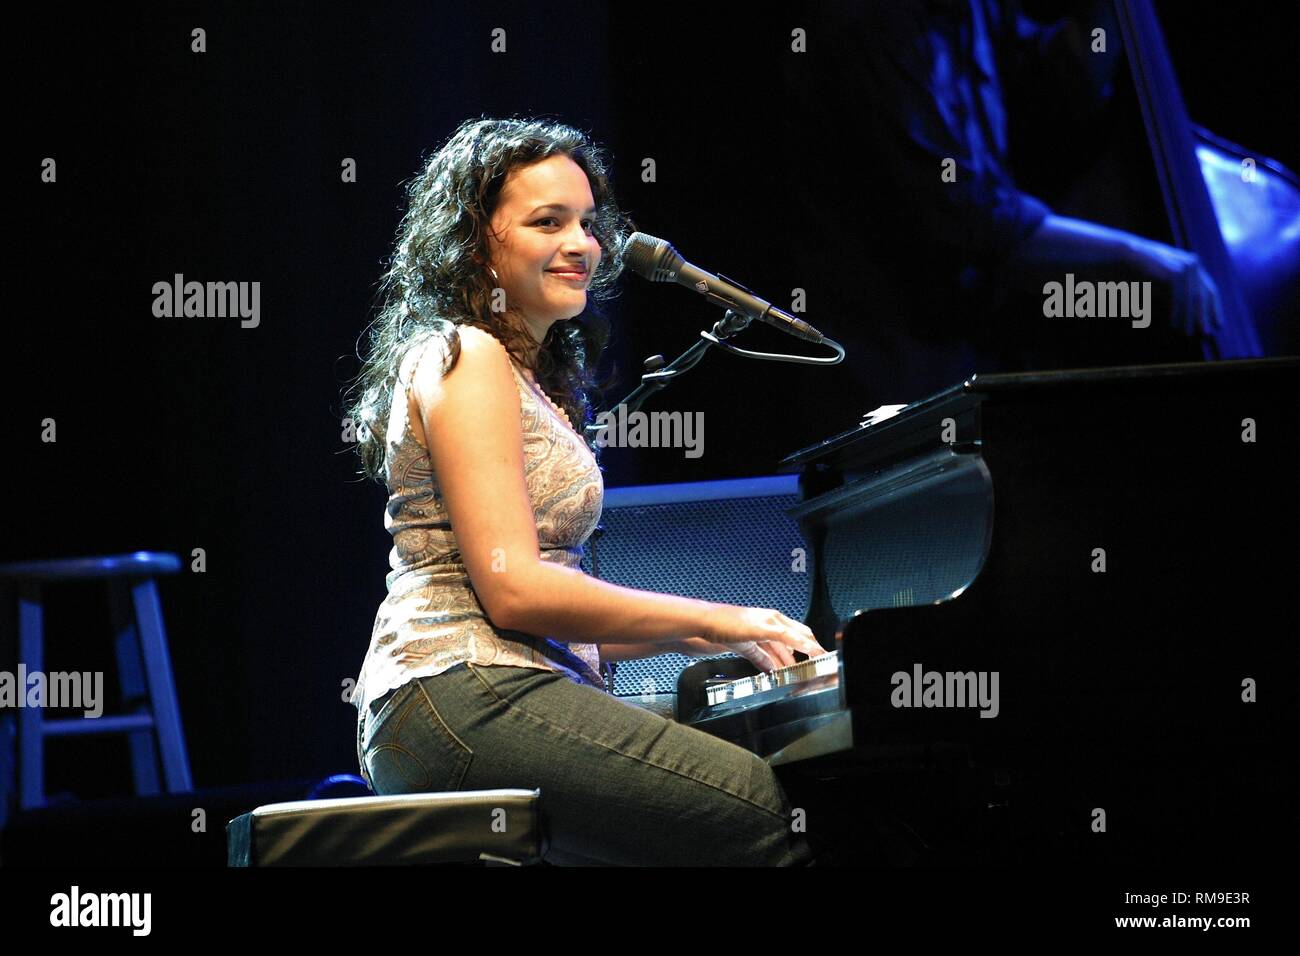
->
xmin=0 ymin=551 xmax=193 ymax=810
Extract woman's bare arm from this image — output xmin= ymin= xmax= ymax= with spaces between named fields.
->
xmin=412 ymin=326 xmax=718 ymax=646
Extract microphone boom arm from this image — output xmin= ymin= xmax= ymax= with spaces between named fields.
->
xmin=583 ymin=309 xmax=845 ymax=439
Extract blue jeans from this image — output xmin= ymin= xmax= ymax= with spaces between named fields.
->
xmin=358 ymin=662 xmax=817 ymax=866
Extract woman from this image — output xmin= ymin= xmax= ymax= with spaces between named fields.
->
xmin=343 ymin=116 xmax=825 ymax=866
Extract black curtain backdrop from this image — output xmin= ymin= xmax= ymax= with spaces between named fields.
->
xmin=9 ymin=2 xmax=1295 ymax=792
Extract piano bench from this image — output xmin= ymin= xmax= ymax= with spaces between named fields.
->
xmin=226 ymin=788 xmax=547 ymax=866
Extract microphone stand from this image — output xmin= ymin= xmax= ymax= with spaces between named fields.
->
xmin=582 ymin=308 xmax=754 ymax=439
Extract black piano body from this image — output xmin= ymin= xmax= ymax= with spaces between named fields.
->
xmin=680 ymin=357 xmax=1296 ymax=864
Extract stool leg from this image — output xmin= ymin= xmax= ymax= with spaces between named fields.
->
xmin=17 ymin=584 xmax=46 ymax=810
xmin=130 ymin=578 xmax=192 ymax=793
xmin=109 ymin=582 xmax=162 ymax=797
xmin=0 ymin=583 xmax=14 ymax=825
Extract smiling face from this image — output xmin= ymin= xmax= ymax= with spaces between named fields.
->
xmin=485 ymin=154 xmax=603 ymax=360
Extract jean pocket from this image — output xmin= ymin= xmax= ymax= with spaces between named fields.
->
xmin=467 ymin=661 xmax=566 ymax=707
xmin=362 ymin=679 xmax=473 ymax=795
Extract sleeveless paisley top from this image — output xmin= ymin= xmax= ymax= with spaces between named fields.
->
xmin=351 ymin=331 xmax=607 ymax=780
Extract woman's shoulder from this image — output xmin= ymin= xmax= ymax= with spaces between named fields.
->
xmin=397 ymin=330 xmax=451 ymax=389
xmin=398 ymin=325 xmax=509 ymax=388
xmin=405 ymin=325 xmax=511 ymax=373
xmin=400 ymin=325 xmax=525 ymax=418
xmin=455 ymin=324 xmax=515 ymax=366
xmin=440 ymin=325 xmax=524 ymax=389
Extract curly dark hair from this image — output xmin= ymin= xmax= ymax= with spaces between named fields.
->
xmin=343 ymin=115 xmax=636 ymax=483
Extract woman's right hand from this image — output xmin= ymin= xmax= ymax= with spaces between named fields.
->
xmin=702 ymin=604 xmax=826 ymax=669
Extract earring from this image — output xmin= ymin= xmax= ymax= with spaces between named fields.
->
xmin=488 ymin=266 xmax=500 ymax=285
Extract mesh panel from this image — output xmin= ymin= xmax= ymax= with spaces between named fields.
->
xmin=823 ymin=456 xmax=990 ymax=618
xmin=579 ymin=479 xmax=808 ymax=696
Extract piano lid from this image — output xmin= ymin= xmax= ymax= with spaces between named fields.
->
xmin=779 ymin=356 xmax=1299 ymax=473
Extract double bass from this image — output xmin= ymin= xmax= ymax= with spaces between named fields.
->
xmin=1115 ymin=0 xmax=1299 ymax=358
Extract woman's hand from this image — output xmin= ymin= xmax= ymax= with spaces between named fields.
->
xmin=692 ymin=605 xmax=826 ymax=672
xmin=678 ymin=636 xmax=802 ymax=672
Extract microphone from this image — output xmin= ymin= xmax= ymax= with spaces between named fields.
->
xmin=621 ymin=232 xmax=827 ymax=343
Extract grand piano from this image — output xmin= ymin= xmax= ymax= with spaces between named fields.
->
xmin=678 ymin=357 xmax=1294 ymax=865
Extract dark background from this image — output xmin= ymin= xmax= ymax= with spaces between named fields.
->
xmin=8 ymin=1 xmax=1295 ymax=793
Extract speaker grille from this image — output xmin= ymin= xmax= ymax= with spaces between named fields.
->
xmin=822 ymin=456 xmax=991 ymax=619
xmin=579 ymin=477 xmax=808 ymax=696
